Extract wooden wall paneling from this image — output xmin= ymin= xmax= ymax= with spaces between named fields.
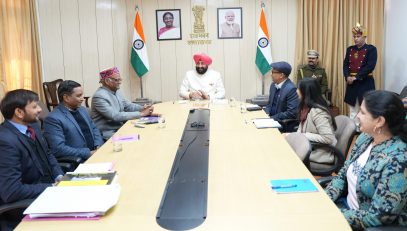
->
xmin=59 ymin=0 xmax=83 ymax=84
xmin=143 ymin=0 xmax=162 ymax=101
xmin=112 ymin=0 xmax=132 ymax=99
xmin=240 ymin=0 xmax=258 ymax=101
xmin=36 ymin=0 xmax=64 ymax=82
xmin=175 ymin=0 xmax=192 ymax=100
xmin=95 ymin=0 xmax=115 ymax=70
xmin=157 ymin=0 xmax=178 ymax=101
xmin=77 ymin=0 xmax=100 ymax=98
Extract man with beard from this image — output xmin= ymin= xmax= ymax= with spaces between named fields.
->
xmin=179 ymin=53 xmax=225 ymax=100
xmin=220 ymin=10 xmax=241 ymax=38
xmin=0 ymin=89 xmax=63 ymax=229
xmin=296 ymin=50 xmax=328 ymax=96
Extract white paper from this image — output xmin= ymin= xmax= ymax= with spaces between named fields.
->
xmin=24 ymin=185 xmax=121 ymax=217
xmin=74 ymin=162 xmax=114 ymax=173
xmin=252 ymin=118 xmax=282 ymax=129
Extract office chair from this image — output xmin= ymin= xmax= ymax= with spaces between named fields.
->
xmin=0 ymin=199 xmax=34 ymax=231
xmin=365 ymin=226 xmax=407 ymax=231
xmin=309 ymin=115 xmax=356 ymax=176
xmin=285 ymin=133 xmax=312 ymax=168
xmin=37 ymin=100 xmax=84 ymax=173
xmin=42 ymin=79 xmax=90 ymax=111
xmin=400 ymin=85 xmax=407 ymax=98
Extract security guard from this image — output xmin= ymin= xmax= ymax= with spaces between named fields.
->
xmin=296 ymin=50 xmax=328 ymax=96
xmin=343 ymin=23 xmax=377 ymax=121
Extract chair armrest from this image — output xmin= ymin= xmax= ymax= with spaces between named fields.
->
xmin=317 ymin=176 xmax=335 ymax=188
xmin=365 ymin=226 xmax=407 ymax=231
xmin=56 ymin=156 xmax=83 ymax=164
xmin=309 ymin=142 xmax=345 ymax=176
xmin=0 ymin=199 xmax=34 ymax=215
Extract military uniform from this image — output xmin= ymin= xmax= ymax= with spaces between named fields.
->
xmin=343 ymin=43 xmax=377 ymax=106
xmin=297 ymin=65 xmax=328 ymax=95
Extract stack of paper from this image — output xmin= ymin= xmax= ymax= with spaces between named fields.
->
xmin=252 ymin=118 xmax=281 ymax=128
xmin=58 ymin=171 xmax=117 ymax=186
xmin=24 ymin=185 xmax=121 ymax=218
xmin=74 ymin=162 xmax=114 ymax=173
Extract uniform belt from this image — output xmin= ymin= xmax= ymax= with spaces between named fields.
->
xmin=350 ymin=73 xmax=373 ymax=77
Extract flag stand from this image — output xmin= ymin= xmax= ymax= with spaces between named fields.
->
xmin=134 ymin=77 xmax=152 ymax=105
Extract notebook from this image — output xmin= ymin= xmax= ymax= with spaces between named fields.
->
xmin=252 ymin=118 xmax=281 ymax=129
xmin=270 ymin=178 xmax=318 ymax=193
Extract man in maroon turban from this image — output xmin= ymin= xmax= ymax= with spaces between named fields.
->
xmin=179 ymin=53 xmax=225 ymax=100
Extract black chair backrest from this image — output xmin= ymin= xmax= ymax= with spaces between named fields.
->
xmin=42 ymin=79 xmax=63 ymax=111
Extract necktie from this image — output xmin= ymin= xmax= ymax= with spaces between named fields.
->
xmin=270 ymin=88 xmax=281 ymax=116
xmin=27 ymin=126 xmax=36 ymax=140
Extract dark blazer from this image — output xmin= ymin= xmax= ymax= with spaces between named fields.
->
xmin=44 ymin=104 xmax=103 ymax=159
xmin=0 ymin=121 xmax=63 ymax=205
xmin=264 ymin=78 xmax=299 ymax=121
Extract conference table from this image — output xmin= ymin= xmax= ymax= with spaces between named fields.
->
xmin=17 ymin=101 xmax=351 ymax=231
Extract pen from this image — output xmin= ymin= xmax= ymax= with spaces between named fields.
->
xmin=271 ymin=184 xmax=297 ymax=189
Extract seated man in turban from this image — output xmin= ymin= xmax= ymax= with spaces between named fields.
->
xmin=91 ymin=67 xmax=158 ymax=140
xmin=179 ymin=53 xmax=225 ymax=100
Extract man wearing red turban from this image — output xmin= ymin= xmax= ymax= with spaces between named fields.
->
xmin=179 ymin=53 xmax=225 ymax=100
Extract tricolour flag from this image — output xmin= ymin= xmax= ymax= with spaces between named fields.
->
xmin=131 ymin=11 xmax=149 ymax=77
xmin=255 ymin=8 xmax=272 ymax=75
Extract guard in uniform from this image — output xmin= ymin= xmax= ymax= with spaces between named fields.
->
xmin=297 ymin=50 xmax=329 ymax=100
xmin=343 ymin=23 xmax=377 ymax=121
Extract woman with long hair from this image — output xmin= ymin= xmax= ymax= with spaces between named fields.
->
xmin=325 ymin=90 xmax=407 ymax=230
xmin=292 ymin=77 xmax=337 ymax=164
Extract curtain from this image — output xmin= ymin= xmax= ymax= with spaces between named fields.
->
xmin=0 ymin=0 xmax=43 ymax=102
xmin=295 ymin=0 xmax=384 ymax=115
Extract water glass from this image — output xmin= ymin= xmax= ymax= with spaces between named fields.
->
xmin=158 ymin=117 xmax=166 ymax=128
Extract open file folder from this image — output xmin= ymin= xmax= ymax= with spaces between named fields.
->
xmin=23 ymin=185 xmax=121 ymax=218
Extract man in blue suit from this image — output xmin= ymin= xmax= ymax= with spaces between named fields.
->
xmin=0 ymin=89 xmax=63 ymax=228
xmin=264 ymin=61 xmax=299 ymax=132
xmin=44 ymin=80 xmax=103 ymax=160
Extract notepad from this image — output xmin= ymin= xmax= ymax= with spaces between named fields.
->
xmin=74 ymin=162 xmax=114 ymax=173
xmin=270 ymin=178 xmax=318 ymax=193
xmin=252 ymin=118 xmax=282 ymax=128
xmin=24 ymin=185 xmax=121 ymax=218
xmin=58 ymin=171 xmax=117 ymax=186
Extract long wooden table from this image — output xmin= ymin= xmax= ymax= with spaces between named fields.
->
xmin=17 ymin=101 xmax=351 ymax=231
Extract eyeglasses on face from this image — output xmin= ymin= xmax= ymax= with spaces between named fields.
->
xmin=108 ymin=77 xmax=122 ymax=82
xmin=271 ymin=71 xmax=281 ymax=74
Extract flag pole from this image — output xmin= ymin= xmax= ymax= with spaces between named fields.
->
xmin=135 ymin=5 xmax=144 ymax=99
xmin=261 ymin=1 xmax=266 ymax=96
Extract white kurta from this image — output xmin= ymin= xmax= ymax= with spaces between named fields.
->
xmin=179 ymin=69 xmax=225 ymax=99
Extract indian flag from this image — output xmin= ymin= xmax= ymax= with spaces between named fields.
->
xmin=255 ymin=8 xmax=272 ymax=75
xmin=131 ymin=11 xmax=149 ymax=77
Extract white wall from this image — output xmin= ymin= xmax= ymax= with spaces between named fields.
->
xmin=35 ymin=0 xmax=297 ymax=102
xmin=384 ymin=0 xmax=407 ymax=93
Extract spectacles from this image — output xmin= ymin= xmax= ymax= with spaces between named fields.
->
xmin=271 ymin=71 xmax=281 ymax=74
xmin=109 ymin=77 xmax=122 ymax=82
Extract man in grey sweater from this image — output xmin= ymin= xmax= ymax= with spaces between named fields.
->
xmin=91 ymin=67 xmax=157 ymax=139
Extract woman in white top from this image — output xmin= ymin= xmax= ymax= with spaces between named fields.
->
xmin=325 ymin=90 xmax=407 ymax=230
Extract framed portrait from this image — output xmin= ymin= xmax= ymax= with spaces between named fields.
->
xmin=156 ymin=9 xmax=182 ymax=41
xmin=217 ymin=7 xmax=242 ymax=39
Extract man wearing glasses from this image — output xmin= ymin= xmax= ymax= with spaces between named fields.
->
xmin=264 ymin=61 xmax=299 ymax=132
xmin=91 ymin=67 xmax=157 ymax=140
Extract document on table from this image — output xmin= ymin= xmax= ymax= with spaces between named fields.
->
xmin=252 ymin=118 xmax=281 ymax=128
xmin=74 ymin=162 xmax=114 ymax=173
xmin=23 ymin=185 xmax=121 ymax=218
